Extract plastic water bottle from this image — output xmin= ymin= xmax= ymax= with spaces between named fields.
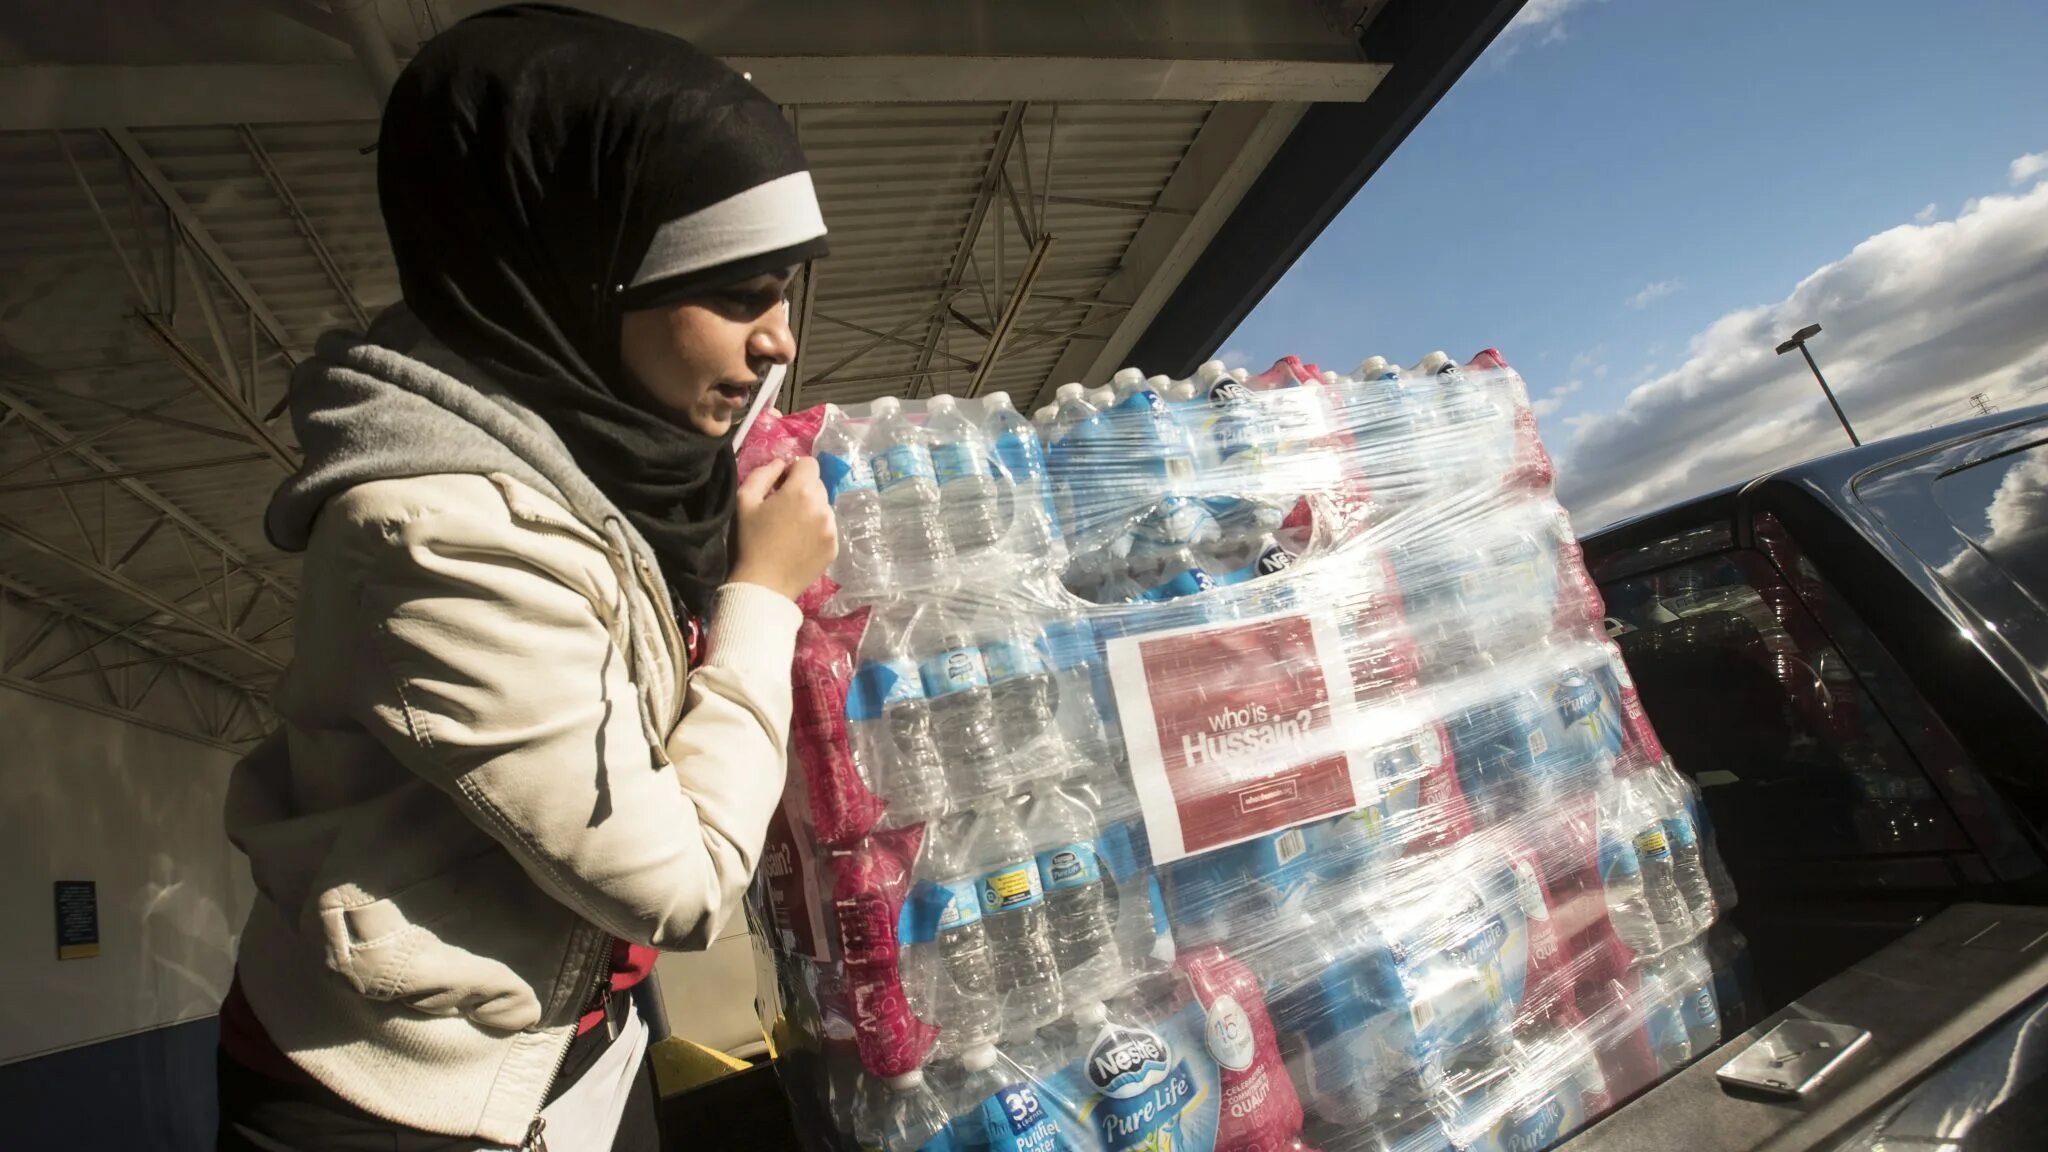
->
xmin=981 ymin=391 xmax=1058 ymax=548
xmin=1107 ymin=381 xmax=1197 ymax=492
xmin=1202 ymin=372 xmax=1269 ymax=476
xmin=979 ymin=607 xmax=1059 ymax=755
xmin=850 ymin=602 xmax=948 ymax=824
xmin=948 ymin=1043 xmax=1070 ymax=1152
xmin=1669 ymin=942 xmax=1722 ymax=1056
xmin=909 ymin=809 xmax=1000 ymax=1056
xmin=1122 ymin=497 xmax=1218 ymax=602
xmin=869 ymin=396 xmax=954 ymax=584
xmin=815 ymin=404 xmax=890 ymax=594
xmin=1041 ymin=611 xmax=1114 ymax=771
xmin=1639 ymin=957 xmax=1694 ymax=1075
xmin=873 ymin=1070 xmax=954 ymax=1152
xmin=968 ymin=800 xmax=1064 ymax=1029
xmin=1022 ymin=783 xmax=1122 ymax=1000
xmin=1109 ymin=366 xmax=1147 ymax=400
xmin=914 ymin=602 xmax=1004 ymax=799
xmin=1050 ymin=383 xmax=1096 ymax=442
xmin=925 ymin=395 xmax=1006 ymax=555
xmin=1624 ymin=776 xmax=1694 ymax=946
xmin=1597 ymin=786 xmax=1662 ymax=957
xmin=1650 ymin=768 xmax=1717 ymax=923
xmin=1071 ymin=769 xmax=1172 ymax=973
xmin=1086 ymin=385 xmax=1115 ymax=410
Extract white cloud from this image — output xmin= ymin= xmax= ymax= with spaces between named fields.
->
xmin=1218 ymin=348 xmax=1250 ymax=372
xmin=1914 ymin=202 xmax=1939 ymax=224
xmin=1553 ymin=164 xmax=2048 ymax=531
xmin=1492 ymin=0 xmax=1603 ymax=58
xmin=1531 ymin=378 xmax=1584 ymax=418
xmin=1626 ymin=279 xmax=1683 ymax=310
xmin=2012 ymin=150 xmax=2048 ymax=186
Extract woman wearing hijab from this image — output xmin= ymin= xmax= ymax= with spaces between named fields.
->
xmin=214 ymin=7 xmax=833 ymax=1149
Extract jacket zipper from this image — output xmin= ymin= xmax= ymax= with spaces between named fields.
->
xmin=524 ymin=933 xmax=614 ymax=1151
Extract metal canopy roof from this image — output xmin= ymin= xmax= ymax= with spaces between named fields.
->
xmin=0 ymin=0 xmax=1520 ymax=747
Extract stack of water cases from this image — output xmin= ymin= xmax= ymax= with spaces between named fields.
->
xmin=751 ymin=354 xmax=1740 ymax=1152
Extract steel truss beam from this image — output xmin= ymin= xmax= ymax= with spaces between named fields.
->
xmin=908 ymin=102 xmax=1028 ymax=399
xmin=0 ymin=579 xmax=271 ymax=750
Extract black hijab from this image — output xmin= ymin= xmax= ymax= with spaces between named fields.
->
xmin=376 ymin=4 xmax=828 ymax=617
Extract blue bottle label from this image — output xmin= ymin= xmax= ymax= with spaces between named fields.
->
xmin=979 ymin=863 xmax=1045 ymax=915
xmin=1140 ymin=568 xmax=1215 ymax=602
xmin=982 ymin=639 xmax=1047 ymax=683
xmin=937 ymin=878 xmax=984 ymax=931
xmin=1598 ymin=831 xmax=1643 ymax=885
xmin=1146 ymin=873 xmax=1169 ymax=938
xmin=919 ymin=646 xmax=990 ymax=697
xmin=1662 ymin=813 xmax=1699 ymax=849
xmin=817 ymin=450 xmax=875 ymax=503
xmin=975 ymin=1082 xmax=1073 ymax=1152
xmin=898 ymin=877 xmax=984 ymax=944
xmin=1686 ymin=979 xmax=1720 ymax=1033
xmin=1097 ymin=823 xmax=1142 ymax=884
xmin=1036 ymin=842 xmax=1102 ymax=892
xmin=873 ymin=443 xmax=935 ymax=490
xmin=931 ymin=441 xmax=984 ymax=485
xmin=995 ymin=432 xmax=1046 ymax=482
xmin=848 ymin=659 xmax=924 ymax=721
xmin=1645 ymin=991 xmax=1690 ymax=1071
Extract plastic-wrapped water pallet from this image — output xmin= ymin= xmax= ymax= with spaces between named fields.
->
xmin=742 ymin=350 xmax=1739 ymax=1152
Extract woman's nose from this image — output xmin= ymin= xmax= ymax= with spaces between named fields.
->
xmin=750 ymin=301 xmax=796 ymax=365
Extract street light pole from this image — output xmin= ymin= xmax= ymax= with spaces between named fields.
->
xmin=1775 ymin=323 xmax=1859 ymax=447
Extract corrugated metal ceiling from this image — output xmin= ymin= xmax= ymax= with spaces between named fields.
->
xmin=0 ymin=91 xmax=1279 ymax=740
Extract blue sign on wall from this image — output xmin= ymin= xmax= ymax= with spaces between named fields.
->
xmin=54 ymin=880 xmax=98 ymax=961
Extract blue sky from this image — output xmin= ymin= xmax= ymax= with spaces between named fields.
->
xmin=1224 ymin=0 xmax=2048 ymax=528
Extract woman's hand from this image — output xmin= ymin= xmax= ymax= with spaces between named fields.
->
xmin=729 ymin=457 xmax=838 ymax=602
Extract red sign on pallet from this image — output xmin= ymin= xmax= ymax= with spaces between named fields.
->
xmin=1105 ymin=610 xmax=1377 ymax=862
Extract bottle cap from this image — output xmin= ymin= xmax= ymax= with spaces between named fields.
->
xmin=1146 ymin=375 xmax=1173 ymax=391
xmin=1357 ymin=355 xmax=1390 ymax=378
xmin=884 ymin=1069 xmax=925 ymax=1091
xmin=1414 ymin=351 xmax=1452 ymax=376
xmin=1087 ymin=387 xmax=1114 ymax=407
xmin=928 ymin=394 xmax=957 ymax=413
xmin=961 ymin=1044 xmax=1001 ymax=1073
xmin=1229 ymin=367 xmax=1251 ymax=383
xmin=1112 ymin=367 xmax=1146 ymax=388
xmin=1056 ymin=382 xmax=1086 ymax=401
xmin=1074 ymin=1001 xmax=1109 ymax=1028
xmin=1197 ymin=359 xmax=1228 ymax=384
xmin=872 ymin=395 xmax=901 ymax=416
xmin=1033 ymin=405 xmax=1058 ymax=423
xmin=982 ymin=391 xmax=1011 ymax=411
xmin=1320 ymin=371 xmax=1340 ymax=386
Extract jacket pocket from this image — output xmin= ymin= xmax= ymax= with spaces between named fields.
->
xmin=318 ymin=850 xmax=560 ymax=1032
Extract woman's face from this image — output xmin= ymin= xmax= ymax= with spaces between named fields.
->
xmin=619 ymin=268 xmax=797 ymax=436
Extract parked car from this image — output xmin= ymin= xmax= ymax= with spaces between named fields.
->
xmin=1566 ymin=403 xmax=2048 ymax=1148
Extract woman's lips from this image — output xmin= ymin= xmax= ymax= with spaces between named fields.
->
xmin=713 ymin=380 xmax=753 ymax=405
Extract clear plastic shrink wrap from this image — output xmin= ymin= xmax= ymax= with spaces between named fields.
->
xmin=746 ymin=353 xmax=1740 ymax=1152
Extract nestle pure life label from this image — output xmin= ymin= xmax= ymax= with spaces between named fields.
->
xmin=1044 ymin=1005 xmax=1221 ymax=1151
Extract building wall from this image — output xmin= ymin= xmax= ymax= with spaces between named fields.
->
xmin=0 ymin=686 xmax=249 ymax=1148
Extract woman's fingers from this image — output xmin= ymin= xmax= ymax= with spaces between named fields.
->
xmin=737 ymin=457 xmax=792 ymax=505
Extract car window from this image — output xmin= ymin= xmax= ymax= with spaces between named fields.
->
xmin=1600 ymin=546 xmax=1972 ymax=890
